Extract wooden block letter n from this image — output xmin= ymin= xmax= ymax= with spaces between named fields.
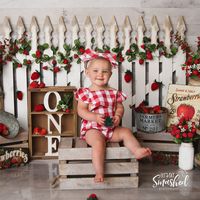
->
xmin=43 ymin=91 xmax=62 ymax=156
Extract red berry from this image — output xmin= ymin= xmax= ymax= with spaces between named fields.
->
xmin=31 ymin=71 xmax=40 ymax=80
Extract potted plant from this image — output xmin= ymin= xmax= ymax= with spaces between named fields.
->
xmin=168 ymin=116 xmax=200 ymax=170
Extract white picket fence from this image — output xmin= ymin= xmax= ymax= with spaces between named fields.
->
xmin=1 ymin=15 xmax=186 ymax=131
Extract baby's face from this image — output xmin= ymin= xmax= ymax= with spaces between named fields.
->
xmin=86 ymin=59 xmax=112 ymax=88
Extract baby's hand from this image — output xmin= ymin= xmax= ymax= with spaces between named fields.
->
xmin=113 ymin=115 xmax=121 ymax=127
xmin=95 ymin=114 xmax=105 ymax=125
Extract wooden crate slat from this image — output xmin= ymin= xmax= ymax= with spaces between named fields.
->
xmin=59 ymin=162 xmax=138 ymax=176
xmin=142 ymin=142 xmax=179 ymax=152
xmin=74 ymin=138 xmax=87 ymax=148
xmin=59 ymin=176 xmax=139 ymax=190
xmin=106 ymin=142 xmax=120 ymax=147
xmin=137 ymin=131 xmax=174 ymax=141
xmin=59 ymin=137 xmax=73 ymax=149
xmin=58 ymin=146 xmax=135 ymax=160
xmin=0 ymin=130 xmax=28 ymax=145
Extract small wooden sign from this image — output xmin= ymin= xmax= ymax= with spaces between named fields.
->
xmin=166 ymin=84 xmax=200 ymax=126
xmin=0 ymin=145 xmax=29 ymax=169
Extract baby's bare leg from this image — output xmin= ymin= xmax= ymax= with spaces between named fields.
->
xmin=85 ymin=129 xmax=106 ymax=182
xmin=110 ymin=127 xmax=151 ymax=159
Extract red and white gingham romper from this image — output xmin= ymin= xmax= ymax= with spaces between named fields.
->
xmin=75 ymin=88 xmax=127 ymax=140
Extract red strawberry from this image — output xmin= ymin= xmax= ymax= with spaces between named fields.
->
xmin=152 ymin=105 xmax=161 ymax=113
xmin=34 ymin=104 xmax=45 ymax=112
xmin=31 ymin=71 xmax=40 ymax=80
xmin=29 ymin=81 xmax=39 ymax=89
xmin=151 ymin=80 xmax=162 ymax=91
xmin=177 ymin=104 xmax=195 ymax=120
xmin=146 ymin=52 xmax=153 ymax=60
xmin=39 ymin=82 xmax=45 ymax=88
xmin=16 ymin=91 xmax=23 ymax=100
xmin=40 ymin=128 xmax=47 ymax=135
xmin=79 ymin=47 xmax=85 ymax=54
xmin=33 ymin=127 xmax=41 ymax=135
xmin=124 ymin=70 xmax=133 ymax=83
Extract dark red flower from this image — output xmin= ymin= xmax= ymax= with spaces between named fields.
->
xmin=53 ymin=67 xmax=60 ymax=73
xmin=63 ymin=59 xmax=69 ymax=64
xmin=36 ymin=50 xmax=42 ymax=59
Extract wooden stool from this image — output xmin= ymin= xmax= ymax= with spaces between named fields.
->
xmin=58 ymin=137 xmax=139 ymax=189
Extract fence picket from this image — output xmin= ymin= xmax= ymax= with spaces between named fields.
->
xmin=56 ymin=16 xmax=68 ymax=86
xmin=135 ymin=16 xmax=146 ymax=106
xmin=42 ymin=16 xmax=54 ymax=86
xmin=121 ymin=16 xmax=132 ymax=128
xmin=15 ymin=17 xmax=28 ymax=129
xmin=2 ymin=17 xmax=15 ymax=115
xmin=148 ymin=16 xmax=160 ymax=106
xmin=68 ymin=16 xmax=81 ymax=88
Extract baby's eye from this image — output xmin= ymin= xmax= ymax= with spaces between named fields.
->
xmin=102 ymin=70 xmax=108 ymax=73
xmin=93 ymin=70 xmax=98 ymax=73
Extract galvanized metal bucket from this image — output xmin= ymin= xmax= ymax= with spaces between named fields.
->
xmin=135 ymin=107 xmax=168 ymax=133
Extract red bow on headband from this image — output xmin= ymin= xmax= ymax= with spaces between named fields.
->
xmin=79 ymin=49 xmax=118 ymax=67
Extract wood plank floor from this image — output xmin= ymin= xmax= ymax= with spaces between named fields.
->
xmin=0 ymin=159 xmax=199 ymax=200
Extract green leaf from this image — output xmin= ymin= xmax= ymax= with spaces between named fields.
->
xmin=43 ymin=43 xmax=49 ymax=49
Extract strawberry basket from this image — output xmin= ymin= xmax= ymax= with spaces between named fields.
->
xmin=134 ymin=105 xmax=168 ymax=133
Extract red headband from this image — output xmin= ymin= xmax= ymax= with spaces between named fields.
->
xmin=79 ymin=48 xmax=118 ymax=68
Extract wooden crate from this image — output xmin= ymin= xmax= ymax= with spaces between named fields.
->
xmin=58 ymin=137 xmax=139 ymax=189
xmin=137 ymin=131 xmax=179 ymax=152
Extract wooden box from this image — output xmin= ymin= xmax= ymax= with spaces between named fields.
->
xmin=28 ymin=86 xmax=77 ymax=159
xmin=58 ymin=137 xmax=139 ymax=189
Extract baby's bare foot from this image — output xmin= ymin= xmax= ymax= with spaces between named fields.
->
xmin=134 ymin=147 xmax=152 ymax=159
xmin=94 ymin=174 xmax=104 ymax=183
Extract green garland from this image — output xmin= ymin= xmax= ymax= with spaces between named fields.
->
xmin=0 ymin=33 xmax=180 ymax=74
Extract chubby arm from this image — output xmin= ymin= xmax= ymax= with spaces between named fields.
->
xmin=113 ymin=102 xmax=124 ymax=126
xmin=77 ymin=100 xmax=105 ymax=125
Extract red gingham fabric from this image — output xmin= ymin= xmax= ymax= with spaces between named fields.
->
xmin=75 ymin=88 xmax=127 ymax=140
xmin=79 ymin=48 xmax=118 ymax=68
